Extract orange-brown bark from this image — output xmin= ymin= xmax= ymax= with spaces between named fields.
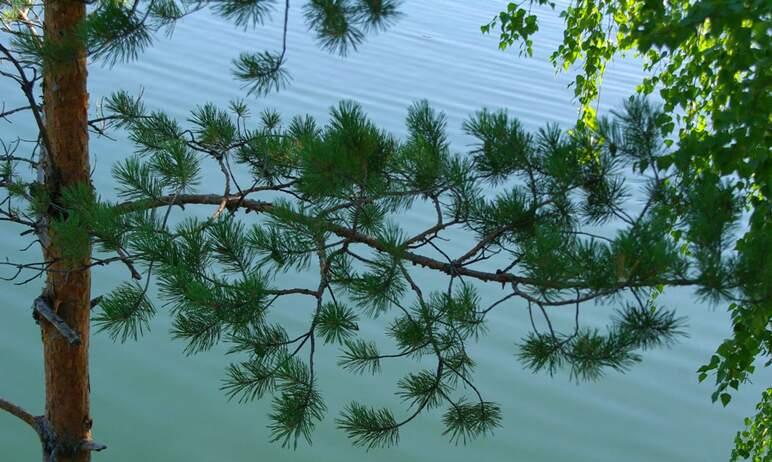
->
xmin=42 ymin=1 xmax=92 ymax=461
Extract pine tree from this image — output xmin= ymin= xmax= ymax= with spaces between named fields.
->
xmin=0 ymin=1 xmax=400 ymax=460
xmin=1 ymin=1 xmax=766 ymax=459
xmin=7 ymin=71 xmax=757 ymax=451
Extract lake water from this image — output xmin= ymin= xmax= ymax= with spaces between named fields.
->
xmin=1 ymin=1 xmax=769 ymax=461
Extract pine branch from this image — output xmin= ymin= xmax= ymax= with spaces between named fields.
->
xmin=116 ymin=193 xmax=271 ymax=214
xmin=0 ymin=396 xmax=39 ymax=433
xmin=121 ymin=192 xmax=703 ymax=294
xmin=55 ymin=94 xmax=761 ymax=448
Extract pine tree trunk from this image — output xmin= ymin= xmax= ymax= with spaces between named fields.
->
xmin=42 ymin=1 xmax=92 ymax=461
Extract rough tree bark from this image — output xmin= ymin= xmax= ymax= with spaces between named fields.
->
xmin=40 ymin=1 xmax=93 ymax=461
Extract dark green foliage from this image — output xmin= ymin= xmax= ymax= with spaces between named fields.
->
xmin=468 ymin=187 xmax=535 ymax=239
xmin=113 ymin=156 xmax=164 ymax=201
xmin=337 ymin=403 xmax=399 ymax=449
xmin=614 ymin=304 xmax=687 ymax=351
xmin=93 ymin=283 xmax=156 ymax=342
xmin=576 ymin=150 xmax=628 ymax=225
xmin=463 ymin=109 xmax=532 ymax=184
xmin=126 ymin=111 xmax=184 ymax=156
xmin=353 ymin=0 xmax=402 ymax=32
xmin=208 ymin=218 xmax=257 ymax=274
xmin=164 ymin=262 xmax=270 ymax=354
xmin=339 ymin=339 xmax=381 ymax=374
xmin=248 ymin=221 xmax=317 ymax=272
xmin=610 ymin=96 xmax=664 ymax=171
xmin=519 ymin=329 xmax=640 ymax=382
xmin=442 ymin=400 xmax=502 ymax=445
xmin=147 ymin=0 xmax=186 ymax=29
xmin=149 ymin=142 xmax=200 ymax=193
xmin=389 ymin=315 xmax=431 ymax=354
xmin=212 ymin=0 xmax=276 ymax=28
xmin=567 ymin=329 xmax=641 ymax=382
xmin=573 ymin=239 xmax=616 ymax=290
xmin=347 ymin=255 xmax=406 ymax=316
xmin=443 ymin=284 xmax=486 ymax=340
xmin=105 ymin=90 xmax=147 ymax=127
xmin=686 ymin=176 xmax=740 ymax=250
xmin=610 ymin=217 xmax=687 ymax=283
xmin=519 ymin=303 xmax=686 ymax=382
xmin=233 ymin=51 xmax=292 ymax=96
xmin=227 ymin=323 xmax=290 ymax=358
xmin=268 ymin=358 xmax=327 ymax=448
xmin=223 ymin=357 xmax=279 ymax=402
xmin=519 ymin=225 xmax=575 ymax=284
xmin=304 ymin=0 xmax=365 ymax=55
xmin=190 ymin=104 xmax=238 ymax=150
xmin=397 ymin=100 xmax=450 ymax=192
xmin=87 ymin=0 xmax=153 ymax=65
xmin=225 ymin=350 xmax=328 ymax=448
xmin=518 ymin=332 xmax=564 ymax=377
xmin=222 ymin=326 xmax=294 ymax=402
xmin=298 ymin=101 xmax=394 ymax=197
xmin=56 ymin=184 xmax=128 ymax=255
xmin=171 ymin=306 xmax=225 ymax=354
xmin=49 ymin=185 xmax=97 ymax=264
xmin=316 ymin=302 xmax=359 ymax=344
xmin=397 ymin=369 xmax=449 ymax=409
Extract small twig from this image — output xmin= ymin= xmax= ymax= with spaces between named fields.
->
xmin=213 ymin=156 xmax=231 ymax=219
xmin=0 ymin=397 xmax=39 ymax=432
xmin=90 ymin=296 xmax=103 ymax=309
xmin=80 ymin=440 xmax=107 ymax=452
xmin=32 ymin=297 xmax=81 ymax=345
xmin=0 ymin=396 xmax=64 ymax=458
xmin=116 ymin=248 xmax=142 ymax=280
xmin=480 ymin=290 xmax=518 ymax=316
xmin=0 ymin=104 xmax=35 ymax=120
xmin=0 ymin=43 xmax=51 ymax=155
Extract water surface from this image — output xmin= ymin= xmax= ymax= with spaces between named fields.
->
xmin=1 ymin=2 xmax=768 ymax=460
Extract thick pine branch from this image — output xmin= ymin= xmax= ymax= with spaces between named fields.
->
xmin=123 ymin=193 xmax=702 ymax=295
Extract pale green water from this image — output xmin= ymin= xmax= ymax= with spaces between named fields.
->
xmin=1 ymin=2 xmax=769 ymax=461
